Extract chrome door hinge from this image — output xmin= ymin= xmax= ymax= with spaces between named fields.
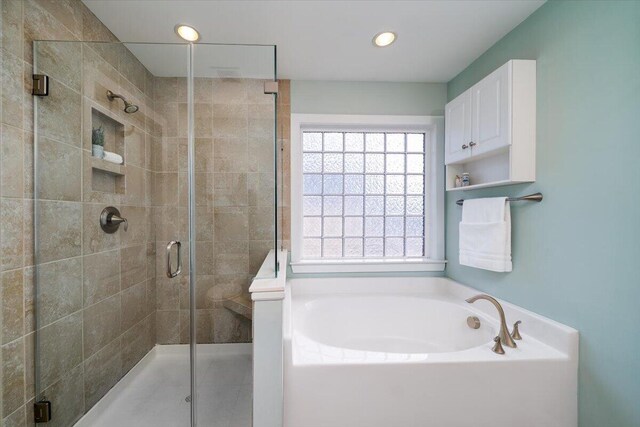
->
xmin=34 ymin=401 xmax=52 ymax=423
xmin=264 ymin=81 xmax=278 ymax=95
xmin=32 ymin=74 xmax=49 ymax=96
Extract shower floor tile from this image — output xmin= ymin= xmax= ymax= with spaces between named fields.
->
xmin=75 ymin=344 xmax=252 ymax=427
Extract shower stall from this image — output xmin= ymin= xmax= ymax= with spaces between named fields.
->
xmin=32 ymin=40 xmax=279 ymax=426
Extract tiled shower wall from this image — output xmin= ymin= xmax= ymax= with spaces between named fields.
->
xmin=0 ymin=1 xmax=157 ymax=425
xmin=153 ymin=77 xmax=289 ymax=345
xmin=1 ymin=1 xmax=291 ymax=426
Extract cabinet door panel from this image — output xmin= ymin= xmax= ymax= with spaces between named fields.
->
xmin=471 ymin=63 xmax=510 ymax=156
xmin=444 ymin=91 xmax=471 ymax=164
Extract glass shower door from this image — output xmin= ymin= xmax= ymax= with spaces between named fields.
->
xmin=190 ymin=43 xmax=277 ymax=427
xmin=33 ymin=40 xmax=193 ymax=427
xmin=33 ymin=39 xmax=277 ymax=427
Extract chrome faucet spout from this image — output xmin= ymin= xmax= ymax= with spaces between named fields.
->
xmin=466 ymin=294 xmax=517 ymax=348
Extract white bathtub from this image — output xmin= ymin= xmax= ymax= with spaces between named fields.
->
xmin=283 ymin=277 xmax=578 ymax=427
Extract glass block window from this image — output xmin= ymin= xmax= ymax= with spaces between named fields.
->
xmin=302 ymin=131 xmax=426 ymax=259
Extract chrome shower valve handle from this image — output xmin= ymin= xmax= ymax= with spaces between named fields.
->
xmin=100 ymin=206 xmax=128 ymax=233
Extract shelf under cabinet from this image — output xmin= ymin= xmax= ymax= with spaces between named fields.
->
xmin=447 ymin=180 xmax=532 ymax=191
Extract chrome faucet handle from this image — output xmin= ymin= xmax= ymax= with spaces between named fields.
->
xmin=492 ymin=336 xmax=505 ymax=355
xmin=100 ymin=207 xmax=128 ymax=233
xmin=511 ymin=320 xmax=522 ymax=340
xmin=110 ymin=215 xmax=128 ymax=232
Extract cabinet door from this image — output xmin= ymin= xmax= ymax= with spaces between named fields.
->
xmin=471 ymin=62 xmax=510 ymax=156
xmin=444 ymin=90 xmax=472 ymax=164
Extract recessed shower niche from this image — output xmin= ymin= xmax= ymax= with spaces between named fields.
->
xmin=89 ymin=106 xmax=125 ymax=193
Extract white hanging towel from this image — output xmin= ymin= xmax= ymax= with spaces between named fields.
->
xmin=459 ymin=197 xmax=512 ymax=272
xmin=102 ymin=151 xmax=124 ymax=165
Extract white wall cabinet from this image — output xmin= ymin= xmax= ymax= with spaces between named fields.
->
xmin=445 ymin=60 xmax=536 ymax=191
xmin=444 ymin=90 xmax=472 ymax=164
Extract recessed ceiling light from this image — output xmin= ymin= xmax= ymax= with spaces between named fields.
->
xmin=373 ymin=31 xmax=396 ymax=47
xmin=175 ymin=24 xmax=200 ymax=42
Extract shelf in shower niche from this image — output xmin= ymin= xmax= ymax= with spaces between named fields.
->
xmin=223 ymin=295 xmax=253 ymax=320
xmin=91 ymin=157 xmax=124 ymax=176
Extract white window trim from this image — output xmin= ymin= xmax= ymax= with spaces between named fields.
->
xmin=290 ymin=113 xmax=446 ymax=274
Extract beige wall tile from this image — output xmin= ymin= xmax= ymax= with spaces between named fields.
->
xmin=119 ymin=205 xmax=147 ymax=247
xmin=2 ymin=403 xmax=28 ymax=427
xmin=40 ymin=363 xmax=84 ymax=427
xmin=83 ymin=249 xmax=120 ymax=306
xmin=156 ymin=310 xmax=179 ymax=344
xmin=83 ymin=294 xmax=121 ymax=358
xmin=249 ymin=240 xmax=276 ymax=275
xmin=121 ymin=244 xmax=146 ymax=289
xmin=248 ymin=172 xmax=275 ymax=207
xmin=249 ymin=206 xmax=275 ymax=241
xmin=214 ymin=206 xmax=248 ymax=242
xmin=37 ymin=137 xmax=82 ymax=201
xmin=195 ymin=206 xmax=214 ymax=241
xmin=33 ymin=0 xmax=84 ymax=39
xmin=37 ymin=257 xmax=82 ymax=326
xmin=121 ymin=315 xmax=153 ymax=374
xmin=36 ymin=79 xmax=81 ymax=146
xmin=83 ymin=336 xmax=121 ymax=410
xmin=213 ymin=173 xmax=247 ymax=207
xmin=122 ymin=165 xmax=145 ymax=205
xmin=153 ymin=172 xmax=178 ymax=206
xmin=214 ymin=137 xmax=248 ymax=173
xmin=37 ymin=200 xmax=82 ymax=263
xmin=212 ymin=79 xmax=248 ymax=105
xmin=1 ymin=52 xmax=24 ymax=128
xmin=1 ymin=198 xmax=24 ymax=271
xmin=212 ymin=307 xmax=250 ymax=343
xmin=195 ymin=173 xmax=214 ymax=207
xmin=38 ymin=312 xmax=82 ymax=390
xmin=1 ymin=125 xmax=24 ymax=198
xmin=2 ymin=269 xmax=24 ymax=344
xmin=34 ymin=40 xmax=82 ymax=92
xmin=196 ymin=241 xmax=214 ymax=276
xmin=2 ymin=338 xmax=25 ymax=417
xmin=1 ymin=0 xmax=24 ymax=58
xmin=246 ymin=79 xmax=274 ymax=105
xmin=121 ymin=281 xmax=147 ymax=332
xmin=212 ymin=104 xmax=248 ymax=139
xmin=194 ymin=138 xmax=214 ymax=172
xmin=124 ymin=125 xmax=145 ymax=167
xmin=248 ymin=104 xmax=275 ymax=138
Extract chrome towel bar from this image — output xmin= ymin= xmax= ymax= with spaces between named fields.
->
xmin=456 ymin=192 xmax=543 ymax=206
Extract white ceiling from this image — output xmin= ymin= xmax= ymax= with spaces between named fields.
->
xmin=83 ymin=0 xmax=544 ymax=82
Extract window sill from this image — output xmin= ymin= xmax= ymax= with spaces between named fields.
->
xmin=290 ymin=258 xmax=447 ymax=274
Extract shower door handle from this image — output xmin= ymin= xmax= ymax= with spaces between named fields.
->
xmin=166 ymin=241 xmax=182 ymax=278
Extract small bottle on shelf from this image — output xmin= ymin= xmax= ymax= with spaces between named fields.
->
xmin=462 ymin=173 xmax=470 ymax=187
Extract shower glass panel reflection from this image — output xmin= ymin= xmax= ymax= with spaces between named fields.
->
xmin=33 ymin=40 xmax=276 ymax=427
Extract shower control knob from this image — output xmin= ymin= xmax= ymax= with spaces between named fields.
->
xmin=100 ymin=206 xmax=128 ymax=234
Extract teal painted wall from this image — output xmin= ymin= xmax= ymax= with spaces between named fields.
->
xmin=291 ymin=80 xmax=446 ymax=116
xmin=445 ymin=2 xmax=640 ymax=426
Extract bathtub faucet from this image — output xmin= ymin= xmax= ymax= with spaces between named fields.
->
xmin=465 ymin=294 xmax=517 ymax=349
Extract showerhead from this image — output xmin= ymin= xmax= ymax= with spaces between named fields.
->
xmin=106 ymin=90 xmax=139 ymax=114
xmin=123 ymin=102 xmax=139 ymax=114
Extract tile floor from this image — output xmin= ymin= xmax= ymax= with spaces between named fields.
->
xmin=75 ymin=344 xmax=252 ymax=427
